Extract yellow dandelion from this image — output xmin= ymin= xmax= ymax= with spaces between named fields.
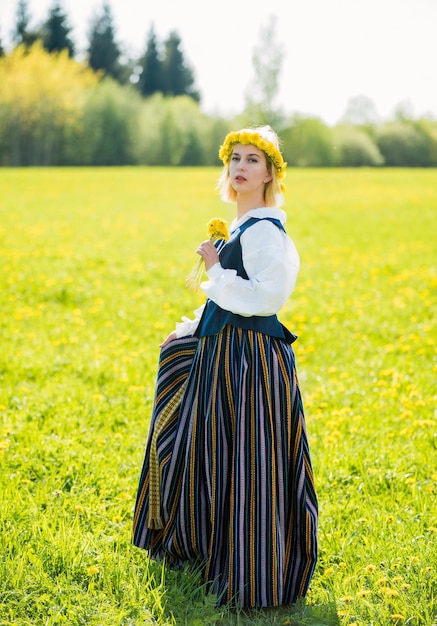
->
xmin=340 ymin=595 xmax=354 ymax=602
xmin=357 ymin=589 xmax=372 ymax=597
xmin=75 ymin=505 xmax=84 ymax=512
xmin=382 ymin=587 xmax=399 ymax=597
xmin=427 ymin=526 xmax=437 ymax=533
xmin=186 ymin=217 xmax=229 ymax=292
xmin=324 ymin=567 xmax=335 ymax=577
xmin=401 ymin=583 xmax=411 ymax=590
xmin=386 ymin=515 xmax=395 ymax=522
xmin=118 ymin=492 xmax=132 ymax=500
xmin=391 ymin=563 xmax=401 ymax=569
xmin=410 ymin=556 xmax=420 ymax=564
xmin=112 ymin=515 xmax=123 ymax=523
xmin=339 ymin=562 xmax=347 ymax=568
xmin=0 ymin=440 xmax=10 ymax=450
xmin=364 ymin=564 xmax=377 ymax=573
xmin=390 ymin=615 xmax=405 ymax=621
xmin=86 ymin=565 xmax=99 ymax=576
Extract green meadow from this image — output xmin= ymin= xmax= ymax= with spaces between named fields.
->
xmin=0 ymin=167 xmax=436 ymax=626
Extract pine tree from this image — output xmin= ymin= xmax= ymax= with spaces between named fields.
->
xmin=138 ymin=24 xmax=163 ymax=96
xmin=162 ymin=31 xmax=200 ymax=102
xmin=42 ymin=1 xmax=75 ymax=56
xmin=87 ymin=1 xmax=121 ymax=79
xmin=13 ymin=0 xmax=40 ymax=47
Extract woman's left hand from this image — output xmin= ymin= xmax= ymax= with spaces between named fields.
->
xmin=196 ymin=240 xmax=219 ymax=271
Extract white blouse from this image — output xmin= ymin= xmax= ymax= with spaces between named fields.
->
xmin=175 ymin=208 xmax=300 ymax=338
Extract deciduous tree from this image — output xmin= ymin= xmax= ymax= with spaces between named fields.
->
xmin=0 ymin=42 xmax=98 ymax=165
xmin=243 ymin=15 xmax=284 ymax=128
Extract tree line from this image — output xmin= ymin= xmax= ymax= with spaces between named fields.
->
xmin=0 ymin=2 xmax=436 ymax=167
xmin=1 ymin=0 xmax=199 ymax=100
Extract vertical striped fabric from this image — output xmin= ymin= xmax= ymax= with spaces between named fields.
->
xmin=132 ymin=326 xmax=318 ymax=608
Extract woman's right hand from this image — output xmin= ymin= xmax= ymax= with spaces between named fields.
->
xmin=159 ymin=331 xmax=177 ymax=348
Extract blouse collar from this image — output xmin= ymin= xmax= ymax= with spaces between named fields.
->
xmin=231 ymin=207 xmax=287 ymax=232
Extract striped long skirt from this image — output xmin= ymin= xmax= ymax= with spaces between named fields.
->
xmin=132 ymin=325 xmax=318 ymax=608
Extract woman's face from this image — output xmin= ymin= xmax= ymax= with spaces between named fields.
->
xmin=229 ymin=143 xmax=272 ymax=195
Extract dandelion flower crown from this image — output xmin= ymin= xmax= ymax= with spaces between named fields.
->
xmin=218 ymin=129 xmax=287 ymax=189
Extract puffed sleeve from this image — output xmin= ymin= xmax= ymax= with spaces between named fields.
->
xmin=200 ymin=220 xmax=299 ymax=316
xmin=174 ymin=304 xmax=205 ymax=338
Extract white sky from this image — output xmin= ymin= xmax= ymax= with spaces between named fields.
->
xmin=1 ymin=0 xmax=437 ymax=125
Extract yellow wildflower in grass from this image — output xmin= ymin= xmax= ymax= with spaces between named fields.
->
xmin=324 ymin=567 xmax=335 ymax=577
xmin=86 ymin=565 xmax=99 ymax=576
xmin=364 ymin=564 xmax=377 ymax=573
xmin=186 ymin=218 xmax=230 ymax=292
xmin=381 ymin=587 xmax=399 ymax=597
xmin=390 ymin=615 xmax=405 ymax=621
xmin=357 ymin=589 xmax=372 ymax=597
xmin=339 ymin=595 xmax=354 ymax=602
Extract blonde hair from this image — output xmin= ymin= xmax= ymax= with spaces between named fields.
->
xmin=216 ymin=125 xmax=286 ymax=207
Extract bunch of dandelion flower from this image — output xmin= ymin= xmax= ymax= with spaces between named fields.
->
xmin=186 ymin=217 xmax=229 ymax=292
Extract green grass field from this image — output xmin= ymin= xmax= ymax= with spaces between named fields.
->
xmin=0 ymin=167 xmax=436 ymax=626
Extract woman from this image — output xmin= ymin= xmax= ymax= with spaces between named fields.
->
xmin=132 ymin=125 xmax=318 ymax=608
